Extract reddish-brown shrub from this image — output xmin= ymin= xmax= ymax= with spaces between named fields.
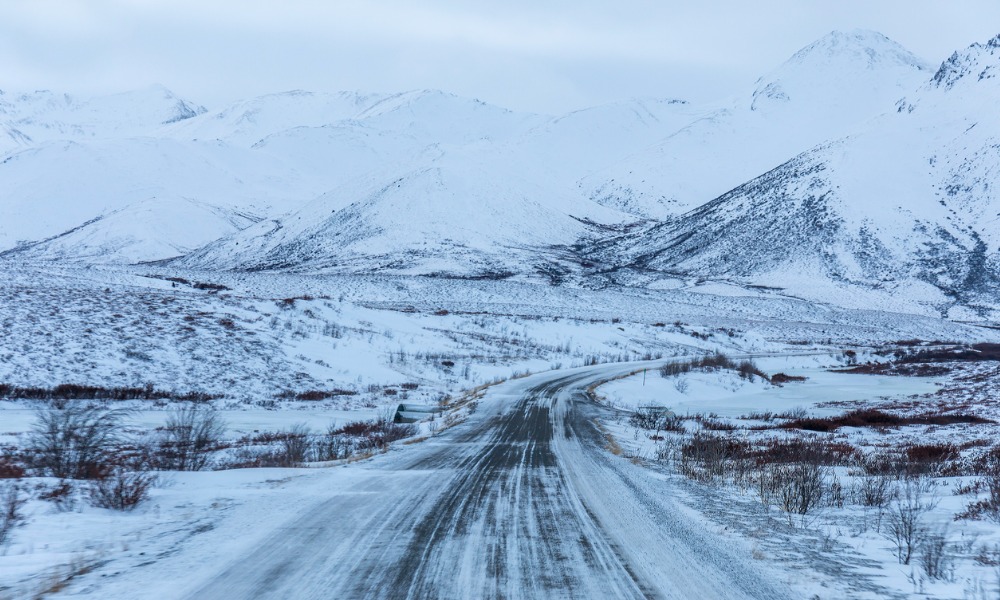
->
xmin=782 ymin=409 xmax=990 ymax=432
xmin=753 ymin=438 xmax=857 ymax=466
xmin=770 ymin=373 xmax=807 ymax=384
xmin=905 ymin=444 xmax=959 ymax=463
xmin=0 ymin=456 xmax=25 ymax=479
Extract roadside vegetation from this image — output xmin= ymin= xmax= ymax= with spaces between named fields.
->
xmin=608 ymin=347 xmax=1000 ymax=596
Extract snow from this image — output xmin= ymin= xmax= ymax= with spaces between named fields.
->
xmin=1 ymin=26 xmax=999 ymax=600
xmin=0 ymin=85 xmax=205 ymax=155
xmin=597 ymin=355 xmax=942 ymax=418
xmin=583 ymin=29 xmax=932 ymax=219
xmin=0 ymin=364 xmax=796 ymax=599
xmin=587 ymin=32 xmax=1000 ymax=319
xmin=599 ymin=356 xmax=1000 ymax=599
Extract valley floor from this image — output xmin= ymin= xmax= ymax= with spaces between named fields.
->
xmin=1 ymin=263 xmax=999 ymax=598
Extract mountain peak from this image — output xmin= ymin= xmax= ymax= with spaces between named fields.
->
xmin=784 ymin=29 xmax=930 ymax=71
xmin=749 ymin=29 xmax=929 ymax=112
xmin=931 ymin=32 xmax=1000 ymax=89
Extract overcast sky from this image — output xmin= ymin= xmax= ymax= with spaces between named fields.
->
xmin=2 ymin=0 xmax=999 ymax=114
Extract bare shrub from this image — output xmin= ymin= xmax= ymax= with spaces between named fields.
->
xmin=288 ymin=389 xmax=357 ymax=401
xmin=0 ymin=482 xmax=26 ymax=550
xmin=0 ymin=383 xmax=218 ymax=402
xmin=783 ymin=409 xmax=990 ymax=433
xmin=754 ymin=437 xmax=855 ymax=466
xmin=223 ymin=418 xmax=418 ymax=469
xmin=919 ymin=526 xmax=953 ymax=581
xmin=736 ymin=360 xmax=766 ymax=382
xmin=27 ymin=406 xmax=124 ymax=479
xmin=769 ymin=373 xmax=806 ymax=384
xmin=278 ymin=423 xmax=311 ymax=466
xmin=903 ymin=443 xmax=959 ymax=476
xmin=826 ymin=474 xmax=845 ymax=509
xmin=885 ymin=479 xmax=937 ymax=565
xmin=697 ymin=416 xmax=736 ymax=432
xmin=859 ymin=451 xmax=908 ymax=479
xmin=155 ymin=407 xmax=227 ymax=471
xmin=629 ymin=408 xmax=683 ymax=434
xmin=658 ymin=353 xmax=768 ymax=382
xmin=771 ymin=462 xmax=827 ymax=526
xmin=777 ymin=406 xmax=808 ymax=420
xmin=855 ymin=472 xmax=893 ymax=532
xmin=961 ymin=449 xmax=1000 ymax=522
xmin=678 ymin=433 xmax=749 ymax=482
xmin=39 ymin=480 xmax=77 ymax=512
xmin=88 ymin=469 xmax=156 ymax=511
xmin=982 ymin=458 xmax=1000 ymax=523
xmin=311 ymin=423 xmax=353 ymax=461
xmin=331 ymin=419 xmax=416 ymax=450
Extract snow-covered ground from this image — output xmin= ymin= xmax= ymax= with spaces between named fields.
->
xmin=1 ymin=263 xmax=997 ymax=597
xmin=2 ymin=27 xmax=1000 ymax=598
xmin=597 ymin=354 xmax=1000 ymax=599
xmin=597 ymin=355 xmax=941 ymax=418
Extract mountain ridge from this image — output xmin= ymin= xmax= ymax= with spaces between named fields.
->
xmin=1 ymin=30 xmax=998 ymax=319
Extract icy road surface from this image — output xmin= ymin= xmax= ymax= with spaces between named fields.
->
xmin=190 ymin=364 xmax=792 ymax=599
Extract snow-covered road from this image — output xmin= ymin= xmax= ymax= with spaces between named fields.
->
xmin=185 ymin=363 xmax=792 ymax=599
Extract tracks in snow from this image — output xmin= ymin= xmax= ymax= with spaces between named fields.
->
xmin=188 ymin=365 xmax=792 ymax=600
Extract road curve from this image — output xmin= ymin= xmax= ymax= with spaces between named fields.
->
xmin=189 ymin=363 xmax=794 ymax=600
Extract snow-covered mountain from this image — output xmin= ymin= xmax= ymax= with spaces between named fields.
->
xmin=583 ymin=29 xmax=931 ymax=218
xmin=161 ymin=90 xmax=385 ymax=145
xmin=510 ymin=98 xmax=705 ymax=190
xmin=2 ymin=30 xmax=998 ymax=319
xmin=176 ymin=148 xmax=632 ymax=277
xmin=164 ymin=88 xmax=545 ymax=147
xmin=0 ymin=88 xmax=548 ymax=264
xmin=0 ymin=197 xmax=258 ymax=264
xmin=0 ymin=137 xmax=310 ymax=254
xmin=0 ymin=85 xmax=204 ymax=154
xmin=586 ymin=34 xmax=1000 ymax=319
xmin=172 ymin=96 xmax=704 ymax=276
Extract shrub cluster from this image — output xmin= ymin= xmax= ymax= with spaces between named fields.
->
xmin=224 ymin=418 xmax=418 ymax=468
xmin=659 ymin=353 xmax=768 ymax=382
xmin=20 ymin=405 xmax=161 ymax=512
xmin=628 ymin=407 xmax=683 ymax=433
xmin=782 ymin=409 xmax=990 ymax=432
xmin=0 ymin=383 xmax=218 ymax=402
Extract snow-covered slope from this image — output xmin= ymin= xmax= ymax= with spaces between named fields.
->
xmin=177 ymin=148 xmax=632 ymax=277
xmin=161 ymin=90 xmax=385 ymax=145
xmin=0 ymin=85 xmax=204 ymax=154
xmin=588 ymin=34 xmax=1000 ymax=319
xmin=0 ymin=137 xmax=311 ymax=257
xmin=2 ymin=30 xmax=998 ymax=321
xmin=510 ymin=98 xmax=706 ymax=192
xmin=1 ymin=197 xmax=259 ymax=264
xmin=583 ymin=30 xmax=932 ymax=218
xmin=0 ymin=88 xmax=548 ymax=264
xmin=165 ymin=89 xmax=545 ymax=147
